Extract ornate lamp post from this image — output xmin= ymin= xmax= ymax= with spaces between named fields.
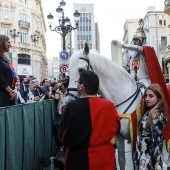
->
xmin=31 ymin=34 xmax=39 ymax=44
xmin=47 ymin=0 xmax=80 ymax=50
xmin=10 ymin=29 xmax=20 ymax=42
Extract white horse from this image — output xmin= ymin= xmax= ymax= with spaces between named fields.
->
xmin=65 ymin=44 xmax=169 ymax=170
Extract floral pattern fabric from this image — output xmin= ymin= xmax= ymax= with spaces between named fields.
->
xmin=133 ymin=112 xmax=167 ymax=170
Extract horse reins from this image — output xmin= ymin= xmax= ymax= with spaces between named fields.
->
xmin=66 ymin=92 xmax=78 ymax=99
xmin=122 ymin=84 xmax=141 ymax=113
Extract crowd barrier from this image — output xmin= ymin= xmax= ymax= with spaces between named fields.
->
xmin=0 ymin=99 xmax=58 ymax=170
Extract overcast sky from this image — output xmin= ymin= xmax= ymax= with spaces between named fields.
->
xmin=42 ymin=0 xmax=164 ymax=59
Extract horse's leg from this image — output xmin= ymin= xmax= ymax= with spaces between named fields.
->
xmin=162 ymin=140 xmax=170 ymax=169
xmin=115 ymin=118 xmax=131 ymax=170
xmin=116 ymin=134 xmax=126 ymax=170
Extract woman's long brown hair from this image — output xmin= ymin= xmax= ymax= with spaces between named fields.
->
xmin=141 ymin=84 xmax=167 ymax=129
xmin=0 ymin=35 xmax=10 ymax=62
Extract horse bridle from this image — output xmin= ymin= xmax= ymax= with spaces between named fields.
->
xmin=66 ymin=56 xmax=94 ymax=99
xmin=79 ymin=57 xmax=94 ymax=71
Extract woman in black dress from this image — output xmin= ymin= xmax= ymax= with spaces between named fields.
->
xmin=0 ymin=35 xmax=17 ymax=107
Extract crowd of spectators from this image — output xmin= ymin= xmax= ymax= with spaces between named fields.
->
xmin=0 ymin=34 xmax=70 ymax=109
xmin=12 ymin=76 xmax=69 ymax=106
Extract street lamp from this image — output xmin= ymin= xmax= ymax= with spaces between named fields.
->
xmin=47 ymin=0 xmax=80 ymax=50
xmin=10 ymin=29 xmax=20 ymax=42
xmin=31 ymin=34 xmax=39 ymax=44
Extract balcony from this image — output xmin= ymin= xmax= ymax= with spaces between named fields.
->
xmin=18 ymin=20 xmax=30 ymax=29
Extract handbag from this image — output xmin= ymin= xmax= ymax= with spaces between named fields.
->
xmin=51 ymin=146 xmax=66 ymax=170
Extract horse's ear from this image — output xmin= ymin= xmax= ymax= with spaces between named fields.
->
xmin=83 ymin=43 xmax=89 ymax=56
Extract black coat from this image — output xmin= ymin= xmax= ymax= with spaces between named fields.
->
xmin=0 ymin=57 xmax=13 ymax=107
xmin=20 ymin=83 xmax=29 ymax=91
xmin=19 ymin=89 xmax=27 ymax=102
xmin=40 ymin=86 xmax=50 ymax=100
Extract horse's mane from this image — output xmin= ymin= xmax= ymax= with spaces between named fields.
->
xmin=69 ymin=51 xmax=136 ymax=86
xmin=90 ymin=52 xmax=135 ymax=84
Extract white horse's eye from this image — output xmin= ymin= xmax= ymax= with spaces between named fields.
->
xmin=79 ymin=68 xmax=86 ymax=73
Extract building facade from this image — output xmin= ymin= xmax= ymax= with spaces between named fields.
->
xmin=0 ymin=0 xmax=47 ymax=81
xmin=144 ymin=6 xmax=167 ymax=82
xmin=73 ymin=3 xmax=96 ymax=51
xmin=164 ymin=0 xmax=170 ymax=82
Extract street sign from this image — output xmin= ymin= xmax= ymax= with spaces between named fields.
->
xmin=60 ymin=65 xmax=68 ymax=74
xmin=60 ymin=50 xmax=69 ymax=60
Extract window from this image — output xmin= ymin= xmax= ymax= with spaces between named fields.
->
xmin=18 ymin=54 xmax=30 ymax=65
xmin=4 ymin=8 xmax=9 ymax=18
xmin=161 ymin=37 xmax=167 ymax=47
xmin=86 ymin=17 xmax=89 ymax=22
xmin=24 ymin=0 xmax=27 ymax=5
xmin=20 ymin=32 xmax=27 ymax=43
xmin=21 ymin=13 xmax=27 ymax=21
xmin=86 ymin=26 xmax=88 ymax=31
xmin=80 ymin=16 xmax=82 ymax=22
xmin=164 ymin=20 xmax=166 ymax=26
xmin=4 ymin=29 xmax=9 ymax=37
xmin=18 ymin=0 xmax=22 ymax=3
xmin=80 ymin=35 xmax=82 ymax=40
xmin=159 ymin=20 xmax=162 ymax=26
xmin=86 ymin=35 xmax=88 ymax=40
xmin=80 ymin=26 xmax=82 ymax=31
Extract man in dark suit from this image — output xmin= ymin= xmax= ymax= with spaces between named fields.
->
xmin=20 ymin=77 xmax=29 ymax=91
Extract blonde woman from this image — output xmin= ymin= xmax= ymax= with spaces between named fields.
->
xmin=0 ymin=35 xmax=17 ymax=107
xmin=133 ymin=84 xmax=167 ymax=170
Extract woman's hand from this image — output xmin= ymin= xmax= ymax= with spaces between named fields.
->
xmin=9 ymin=90 xmax=17 ymax=100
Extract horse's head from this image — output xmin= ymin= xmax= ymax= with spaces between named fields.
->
xmin=66 ymin=43 xmax=90 ymax=101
